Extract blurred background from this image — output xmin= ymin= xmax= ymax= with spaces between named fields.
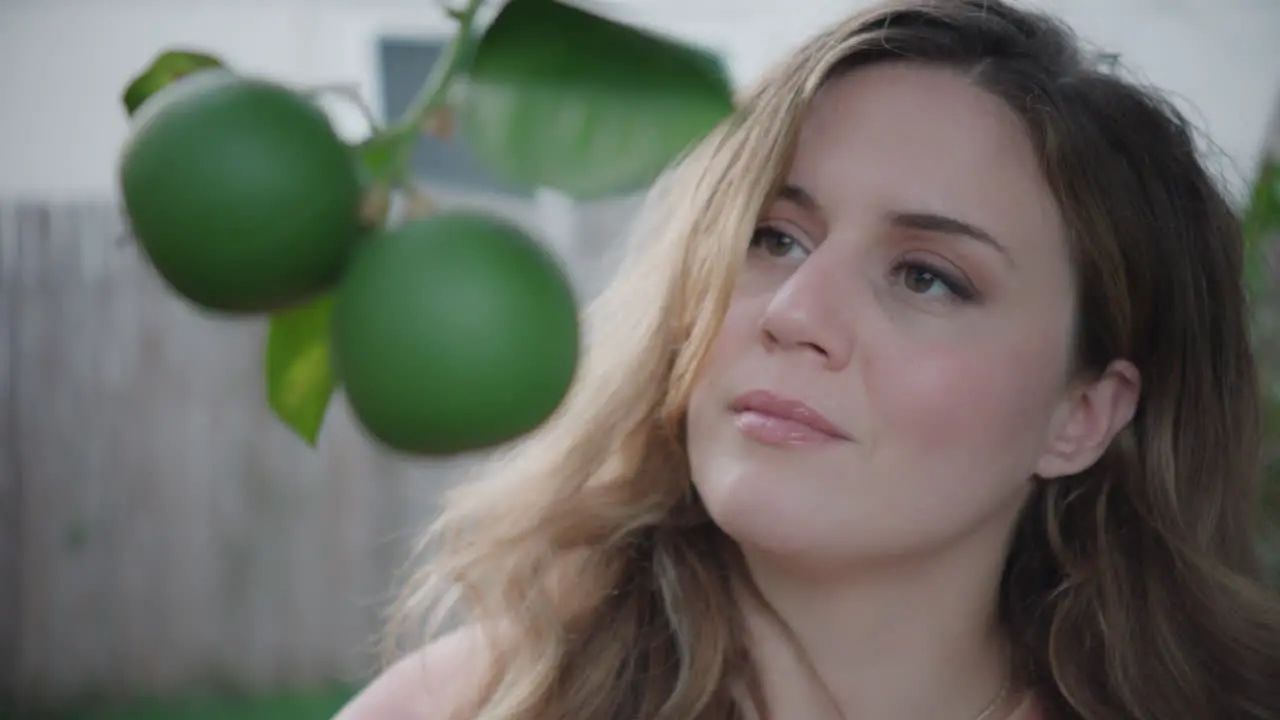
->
xmin=1 ymin=0 xmax=1277 ymax=718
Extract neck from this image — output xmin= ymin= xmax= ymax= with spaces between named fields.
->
xmin=735 ymin=528 xmax=1020 ymax=720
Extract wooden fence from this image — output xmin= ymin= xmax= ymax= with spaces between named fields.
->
xmin=0 ymin=194 xmax=640 ymax=705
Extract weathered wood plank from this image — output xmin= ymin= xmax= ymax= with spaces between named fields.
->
xmin=0 ymin=190 xmax=633 ymax=704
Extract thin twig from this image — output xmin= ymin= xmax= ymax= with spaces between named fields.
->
xmin=304 ymin=83 xmax=383 ymax=131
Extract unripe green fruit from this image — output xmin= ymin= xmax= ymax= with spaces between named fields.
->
xmin=332 ymin=211 xmax=580 ymax=455
xmin=119 ymin=71 xmax=363 ymax=313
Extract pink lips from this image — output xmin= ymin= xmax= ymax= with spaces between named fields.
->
xmin=730 ymin=389 xmax=850 ymax=447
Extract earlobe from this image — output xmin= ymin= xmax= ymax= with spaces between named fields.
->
xmin=1035 ymin=359 xmax=1141 ymax=479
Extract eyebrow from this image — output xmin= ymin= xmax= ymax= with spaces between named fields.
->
xmin=776 ymin=182 xmax=1013 ymax=264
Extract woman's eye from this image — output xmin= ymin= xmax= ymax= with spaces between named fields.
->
xmin=749 ymin=226 xmax=808 ymax=260
xmin=895 ymin=261 xmax=976 ymax=302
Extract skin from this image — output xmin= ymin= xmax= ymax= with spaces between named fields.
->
xmin=684 ymin=61 xmax=1140 ymax=719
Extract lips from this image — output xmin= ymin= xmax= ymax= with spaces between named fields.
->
xmin=729 ymin=389 xmax=851 ymax=446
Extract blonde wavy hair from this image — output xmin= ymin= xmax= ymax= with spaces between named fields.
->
xmin=382 ymin=1 xmax=1280 ymax=718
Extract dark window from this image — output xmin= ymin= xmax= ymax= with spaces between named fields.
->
xmin=378 ymin=37 xmax=533 ymax=197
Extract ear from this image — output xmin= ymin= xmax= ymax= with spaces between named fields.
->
xmin=1035 ymin=359 xmax=1141 ymax=479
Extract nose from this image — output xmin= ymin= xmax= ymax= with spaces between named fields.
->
xmin=758 ymin=251 xmax=854 ymax=371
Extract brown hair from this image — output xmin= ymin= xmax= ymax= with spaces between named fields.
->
xmin=384 ymin=1 xmax=1280 ymax=717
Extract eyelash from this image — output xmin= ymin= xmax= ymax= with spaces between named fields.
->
xmin=748 ymin=225 xmax=979 ymax=302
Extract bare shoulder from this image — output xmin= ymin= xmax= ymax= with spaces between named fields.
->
xmin=331 ymin=625 xmax=491 ymax=720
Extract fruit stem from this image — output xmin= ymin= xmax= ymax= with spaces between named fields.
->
xmin=383 ymin=0 xmax=486 ymax=175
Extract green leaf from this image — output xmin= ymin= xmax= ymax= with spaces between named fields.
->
xmin=1244 ymin=158 xmax=1280 ymax=245
xmin=122 ymin=48 xmax=228 ymax=117
xmin=458 ymin=0 xmax=736 ymax=199
xmin=352 ymin=132 xmax=411 ymax=188
xmin=265 ymin=294 xmax=338 ymax=446
xmin=1243 ymin=158 xmax=1280 ymax=302
xmin=1249 ymin=157 xmax=1280 ymax=562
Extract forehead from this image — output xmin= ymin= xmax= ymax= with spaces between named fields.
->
xmin=788 ymin=61 xmax=1065 ymax=260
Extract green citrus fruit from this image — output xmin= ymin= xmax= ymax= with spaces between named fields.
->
xmin=119 ymin=71 xmax=363 ymax=313
xmin=331 ymin=211 xmax=580 ymax=455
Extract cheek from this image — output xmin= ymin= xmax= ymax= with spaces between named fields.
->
xmin=697 ymin=292 xmax=764 ymax=383
xmin=688 ymin=294 xmax=762 ymax=418
xmin=864 ymin=333 xmax=1065 ymax=461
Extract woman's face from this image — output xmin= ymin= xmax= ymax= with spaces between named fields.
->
xmin=685 ymin=61 xmax=1138 ymax=568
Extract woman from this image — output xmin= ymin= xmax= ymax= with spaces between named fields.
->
xmin=336 ymin=0 xmax=1280 ymax=718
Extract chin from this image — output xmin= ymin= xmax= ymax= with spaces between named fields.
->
xmin=688 ymin=408 xmax=878 ymax=563
xmin=692 ymin=453 xmax=854 ymax=563
xmin=690 ymin=450 xmax=971 ymax=573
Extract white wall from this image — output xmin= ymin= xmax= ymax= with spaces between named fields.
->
xmin=0 ymin=0 xmax=447 ymax=202
xmin=2 ymin=0 xmax=1277 ymax=202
